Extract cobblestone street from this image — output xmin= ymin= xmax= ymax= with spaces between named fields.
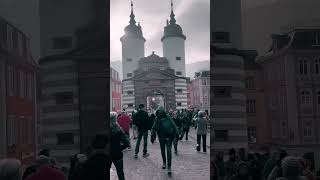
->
xmin=110 ymin=128 xmax=210 ymax=180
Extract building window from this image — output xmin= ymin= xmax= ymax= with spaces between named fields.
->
xmin=213 ymin=86 xmax=232 ymax=98
xmin=301 ymin=91 xmax=311 ymax=105
xmin=7 ymin=115 xmax=16 ymax=146
xmin=247 ymin=127 xmax=256 ymax=144
xmin=56 ymin=133 xmax=74 ymax=145
xmin=8 ymin=67 xmax=14 ymax=96
xmin=213 ymin=32 xmax=230 ymax=43
xmin=177 ymin=102 xmax=182 ymax=106
xmin=12 ymin=30 xmax=18 ymax=50
xmin=7 ymin=25 xmax=13 ymax=50
xmin=176 ymin=57 xmax=181 ymax=61
xmin=203 ymin=80 xmax=207 ymax=86
xmin=52 ymin=36 xmax=73 ymax=49
xmin=318 ymin=91 xmax=320 ymax=105
xmin=16 ymin=70 xmax=20 ymax=96
xmin=177 ymin=89 xmax=182 ymax=94
xmin=176 ymin=71 xmax=182 ymax=75
xmin=246 ymin=99 xmax=256 ymax=113
xmin=312 ymin=32 xmax=320 ymax=46
xmin=315 ymin=58 xmax=320 ymax=75
xmin=55 ymin=92 xmax=73 ymax=104
xmin=22 ymin=36 xmax=27 ymax=58
xmin=245 ymin=77 xmax=255 ymax=89
xmin=127 ymin=91 xmax=133 ymax=95
xmin=214 ymin=130 xmax=228 ymax=141
xmin=19 ymin=71 xmax=24 ymax=98
xmin=303 ymin=123 xmax=312 ymax=137
xmin=282 ymin=121 xmax=287 ymax=137
xmin=128 ymin=104 xmax=133 ymax=108
xmin=127 ymin=73 xmax=132 ymax=78
xmin=0 ymin=22 xmax=7 ymax=46
xmin=126 ymin=58 xmax=132 ymax=62
xmin=160 ymin=66 xmax=165 ymax=70
xmin=299 ymin=59 xmax=309 ymax=75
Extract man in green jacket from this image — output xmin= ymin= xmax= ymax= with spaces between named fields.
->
xmin=151 ymin=106 xmax=178 ymax=176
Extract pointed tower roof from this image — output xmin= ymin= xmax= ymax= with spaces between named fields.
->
xmin=121 ymin=0 xmax=145 ymax=42
xmin=161 ymin=0 xmax=186 ymax=41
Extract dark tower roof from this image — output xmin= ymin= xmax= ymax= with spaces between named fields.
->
xmin=120 ymin=1 xmax=146 ymax=42
xmin=161 ymin=0 xmax=186 ymax=41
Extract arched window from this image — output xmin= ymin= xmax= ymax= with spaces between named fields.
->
xmin=301 ymin=91 xmax=311 ymax=105
xmin=315 ymin=58 xmax=320 ymax=75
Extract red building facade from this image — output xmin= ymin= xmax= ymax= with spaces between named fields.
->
xmin=0 ymin=17 xmax=37 ymax=165
xmin=110 ymin=67 xmax=122 ymax=112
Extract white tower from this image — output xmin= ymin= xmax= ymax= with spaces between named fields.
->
xmin=161 ymin=0 xmax=186 ymax=77
xmin=120 ymin=1 xmax=146 ymax=80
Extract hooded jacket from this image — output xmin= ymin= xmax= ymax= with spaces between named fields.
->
xmin=151 ymin=106 xmax=178 ymax=139
xmin=117 ymin=113 xmax=131 ymax=134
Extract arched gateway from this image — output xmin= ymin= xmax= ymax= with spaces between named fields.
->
xmin=122 ymin=52 xmax=188 ymax=112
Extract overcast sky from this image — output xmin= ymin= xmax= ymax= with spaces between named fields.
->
xmin=110 ymin=0 xmax=210 ymax=63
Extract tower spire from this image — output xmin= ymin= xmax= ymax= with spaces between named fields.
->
xmin=170 ymin=0 xmax=176 ymax=24
xmin=129 ymin=0 xmax=136 ymax=25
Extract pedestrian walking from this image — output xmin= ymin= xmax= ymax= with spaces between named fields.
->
xmin=117 ymin=110 xmax=132 ymax=138
xmin=194 ymin=111 xmax=207 ymax=153
xmin=226 ymin=148 xmax=238 ymax=180
xmin=214 ymin=151 xmax=226 ymax=180
xmin=151 ymin=106 xmax=179 ymax=176
xmin=133 ymin=104 xmax=150 ymax=158
xmin=172 ymin=111 xmax=182 ymax=155
xmin=130 ymin=111 xmax=138 ymax=139
xmin=81 ymin=133 xmax=111 ymax=180
xmin=149 ymin=113 xmax=157 ymax=142
xmin=110 ymin=112 xmax=130 ymax=180
xmin=180 ymin=110 xmax=191 ymax=141
xmin=68 ymin=154 xmax=87 ymax=180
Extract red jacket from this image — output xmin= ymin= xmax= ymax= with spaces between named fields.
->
xmin=117 ymin=114 xmax=131 ymax=134
xmin=26 ymin=165 xmax=66 ymax=180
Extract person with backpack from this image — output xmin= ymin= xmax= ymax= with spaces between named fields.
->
xmin=151 ymin=106 xmax=179 ymax=176
xmin=180 ymin=110 xmax=191 ymax=141
xmin=133 ymin=104 xmax=150 ymax=158
xmin=172 ymin=111 xmax=182 ymax=155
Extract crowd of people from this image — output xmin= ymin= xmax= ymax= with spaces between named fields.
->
xmin=115 ymin=104 xmax=209 ymax=178
xmin=0 ymin=104 xmax=209 ymax=180
xmin=212 ymin=148 xmax=320 ymax=180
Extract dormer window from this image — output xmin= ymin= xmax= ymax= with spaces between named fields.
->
xmin=176 ymin=71 xmax=182 ymax=75
xmin=176 ymin=57 xmax=181 ymax=61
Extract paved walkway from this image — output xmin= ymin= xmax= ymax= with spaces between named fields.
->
xmin=110 ymin=128 xmax=210 ymax=180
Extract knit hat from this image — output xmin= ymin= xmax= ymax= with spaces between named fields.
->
xmin=281 ymin=156 xmax=302 ymax=177
xmin=0 ymin=159 xmax=22 ymax=180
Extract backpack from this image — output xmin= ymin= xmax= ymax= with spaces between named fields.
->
xmin=159 ymin=117 xmax=175 ymax=138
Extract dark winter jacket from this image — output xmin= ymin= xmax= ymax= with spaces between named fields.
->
xmin=111 ymin=123 xmax=130 ymax=161
xmin=80 ymin=150 xmax=111 ymax=180
xmin=151 ymin=108 xmax=178 ymax=140
xmin=133 ymin=110 xmax=149 ymax=132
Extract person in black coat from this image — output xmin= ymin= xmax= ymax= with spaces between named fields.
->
xmin=172 ymin=111 xmax=182 ymax=155
xmin=133 ymin=104 xmax=150 ymax=158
